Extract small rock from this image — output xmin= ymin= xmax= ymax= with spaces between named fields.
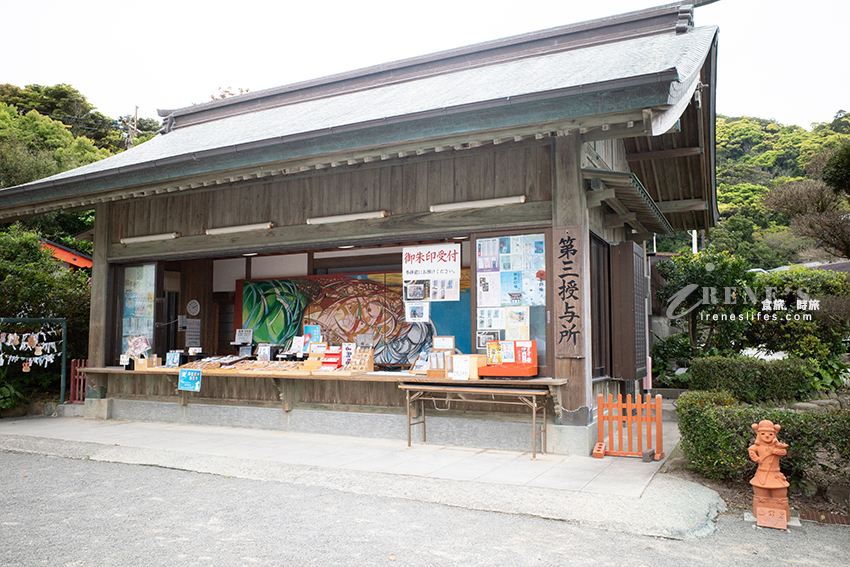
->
xmin=0 ymin=405 xmax=27 ymax=418
xmin=810 ymin=399 xmax=841 ymax=410
xmin=825 ymin=485 xmax=850 ymax=507
xmin=828 ymin=391 xmax=839 ymax=400
xmin=27 ymin=402 xmax=45 ymax=416
xmin=790 ymin=479 xmax=818 ymax=497
xmin=790 ymin=402 xmax=821 ymax=412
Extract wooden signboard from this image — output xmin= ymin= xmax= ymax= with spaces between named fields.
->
xmin=553 ymin=226 xmax=585 ymax=358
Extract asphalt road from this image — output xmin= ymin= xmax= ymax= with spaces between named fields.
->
xmin=1 ymin=451 xmax=848 ymax=567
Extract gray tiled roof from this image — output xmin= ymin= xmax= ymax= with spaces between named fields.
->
xmin=6 ymin=25 xmax=716 ymax=191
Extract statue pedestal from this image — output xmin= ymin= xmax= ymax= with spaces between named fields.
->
xmin=753 ymin=496 xmax=790 ymax=530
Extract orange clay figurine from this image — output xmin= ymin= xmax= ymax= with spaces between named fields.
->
xmin=749 ymin=420 xmax=789 ymax=495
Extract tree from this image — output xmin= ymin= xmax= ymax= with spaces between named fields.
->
xmin=0 ymin=103 xmax=110 ymax=189
xmin=746 ymin=267 xmax=850 ymax=389
xmin=763 ymin=176 xmax=850 ymax=260
xmin=0 ymin=83 xmax=117 ymax=151
xmin=655 ymin=249 xmax=756 ymax=352
xmin=821 ymin=143 xmax=850 ymax=194
xmin=17 ymin=210 xmax=94 ymax=256
xmin=0 ymin=225 xmax=90 ymax=360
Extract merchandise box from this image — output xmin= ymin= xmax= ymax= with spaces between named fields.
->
xmin=479 ymin=340 xmax=537 ymax=377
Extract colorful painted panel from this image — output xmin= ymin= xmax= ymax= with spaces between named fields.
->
xmin=239 ymin=271 xmax=471 ymax=364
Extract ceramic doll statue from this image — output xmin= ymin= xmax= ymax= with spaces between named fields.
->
xmin=748 ymin=419 xmax=790 ymax=528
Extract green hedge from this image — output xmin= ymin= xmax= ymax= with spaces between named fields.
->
xmin=677 ymin=390 xmax=850 ymax=482
xmin=688 ymin=356 xmax=815 ymax=403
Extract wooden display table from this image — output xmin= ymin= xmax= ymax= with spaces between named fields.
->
xmin=397 ymin=378 xmax=567 ymax=459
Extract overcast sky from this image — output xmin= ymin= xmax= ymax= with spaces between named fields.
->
xmin=3 ymin=1 xmax=847 ymax=129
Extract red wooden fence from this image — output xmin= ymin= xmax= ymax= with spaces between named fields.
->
xmin=593 ymin=393 xmax=664 ymax=460
xmin=68 ymin=359 xmax=87 ymax=404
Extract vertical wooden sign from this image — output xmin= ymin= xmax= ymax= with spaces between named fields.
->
xmin=554 ymin=226 xmax=585 ymax=358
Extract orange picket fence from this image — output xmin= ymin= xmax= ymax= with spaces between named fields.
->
xmin=593 ymin=393 xmax=664 ymax=460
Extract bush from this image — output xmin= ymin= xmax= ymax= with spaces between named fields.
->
xmin=677 ymin=390 xmax=850 ymax=482
xmin=689 ymin=356 xmax=816 ymax=403
xmin=749 ymin=267 xmax=850 ymax=358
xmin=650 ymin=333 xmax=693 ymax=388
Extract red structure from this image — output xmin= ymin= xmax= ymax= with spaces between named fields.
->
xmin=68 ymin=359 xmax=88 ymax=404
xmin=40 ymin=240 xmax=92 ymax=270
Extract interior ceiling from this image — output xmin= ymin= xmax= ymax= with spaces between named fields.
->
xmin=625 ymin=97 xmax=716 ymax=233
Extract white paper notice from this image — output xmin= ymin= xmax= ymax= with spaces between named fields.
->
xmin=185 ymin=318 xmax=201 ymax=347
xmin=450 ymin=355 xmax=470 ymax=380
xmin=476 ymin=273 xmax=501 ymax=307
xmin=476 ymin=307 xmax=505 ymax=330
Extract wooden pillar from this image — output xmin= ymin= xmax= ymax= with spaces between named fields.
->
xmin=551 ymin=135 xmax=592 ymax=421
xmin=180 ymin=259 xmax=216 ymax=353
xmin=87 ymin=203 xmax=111 ymax=397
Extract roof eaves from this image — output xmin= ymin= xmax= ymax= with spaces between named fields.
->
xmin=583 ymin=167 xmax=675 ymax=235
xmin=4 ymin=75 xmax=676 ymax=202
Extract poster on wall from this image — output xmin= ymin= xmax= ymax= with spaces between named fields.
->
xmin=402 ymin=243 xmax=460 ymax=302
xmin=476 ymin=307 xmax=505 ymax=330
xmin=474 ymin=233 xmax=546 ymax=360
xmin=121 ymin=264 xmax=156 ymax=356
xmin=405 ymin=301 xmax=430 ymax=323
xmin=476 ymin=273 xmax=500 ymax=307
xmin=476 ymin=330 xmax=500 ymax=349
xmin=185 ymin=319 xmax=201 ymax=347
xmin=476 ymin=238 xmax=500 ymax=272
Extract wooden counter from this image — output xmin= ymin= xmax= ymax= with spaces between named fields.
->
xmin=82 ymin=367 xmax=568 ymax=415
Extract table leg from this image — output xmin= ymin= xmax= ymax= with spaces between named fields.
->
xmin=406 ymin=390 xmax=412 ymax=447
xmin=421 ymin=399 xmax=426 ymax=443
xmin=542 ymin=401 xmax=547 ymax=455
xmin=532 ymin=395 xmax=537 ymax=459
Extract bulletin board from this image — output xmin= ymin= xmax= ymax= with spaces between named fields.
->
xmin=473 ymin=232 xmax=547 ymax=364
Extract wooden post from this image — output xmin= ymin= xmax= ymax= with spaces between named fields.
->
xmin=87 ymin=203 xmax=110 ymax=399
xmin=551 ymin=135 xmax=592 ymax=416
xmin=88 ymin=203 xmax=110 ymax=367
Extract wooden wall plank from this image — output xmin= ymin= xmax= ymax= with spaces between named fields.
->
xmin=108 ymin=141 xmax=554 ymax=256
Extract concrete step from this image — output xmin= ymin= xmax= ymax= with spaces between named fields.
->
xmin=662 ymin=400 xmax=678 ymax=423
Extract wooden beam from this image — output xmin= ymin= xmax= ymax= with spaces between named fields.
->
xmin=603 ymin=196 xmax=631 ymax=217
xmin=586 ymin=188 xmax=615 ymax=208
xmin=551 ymin=135 xmax=592 ymax=414
xmin=581 ymin=117 xmax=652 ymax=142
xmin=654 ymin=198 xmax=707 ymax=213
xmin=626 ymin=232 xmax=654 ymax=243
xmin=625 ymin=146 xmax=703 ymax=162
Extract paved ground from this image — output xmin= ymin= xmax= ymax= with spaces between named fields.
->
xmin=3 ymin=414 xmax=719 ymax=540
xmin=3 ymin=450 xmax=849 ymax=567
